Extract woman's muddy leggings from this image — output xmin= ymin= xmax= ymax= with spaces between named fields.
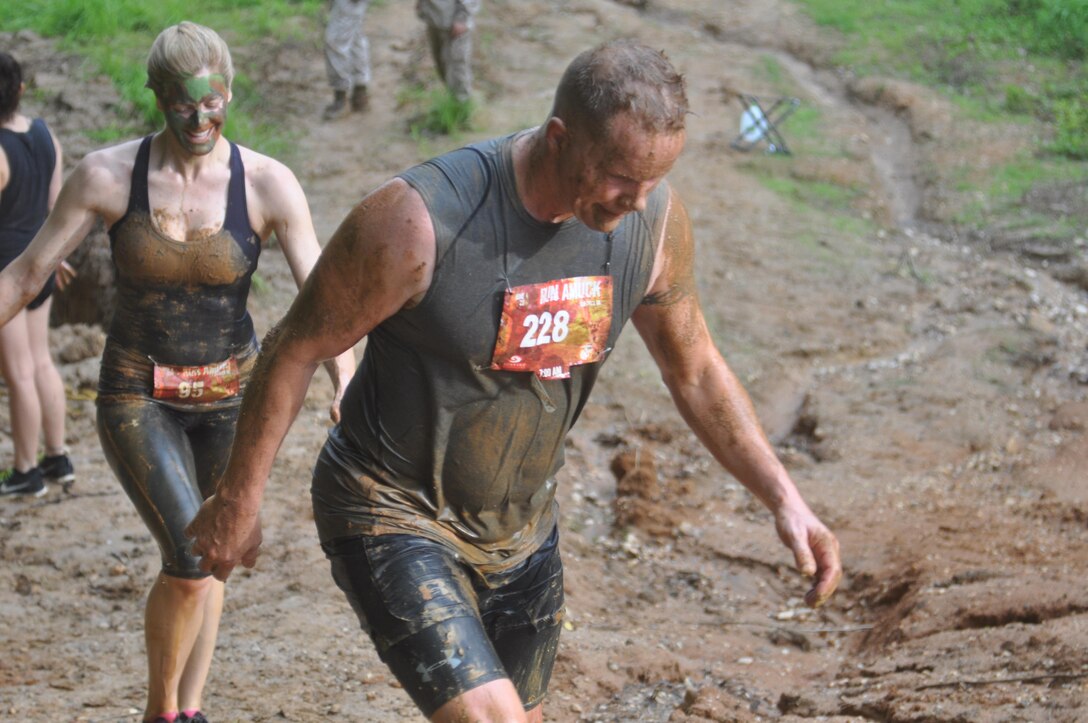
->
xmin=97 ymin=398 xmax=240 ymax=579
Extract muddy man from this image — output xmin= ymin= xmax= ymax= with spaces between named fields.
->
xmin=0 ymin=22 xmax=354 ymax=723
xmin=188 ymin=38 xmax=842 ymax=722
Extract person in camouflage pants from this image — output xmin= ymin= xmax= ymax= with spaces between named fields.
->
xmin=417 ymin=0 xmax=480 ymax=102
xmin=323 ymin=0 xmax=371 ymax=120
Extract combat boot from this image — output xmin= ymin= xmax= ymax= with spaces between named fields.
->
xmin=323 ymin=90 xmax=349 ymax=120
xmin=351 ymin=85 xmax=370 ymax=113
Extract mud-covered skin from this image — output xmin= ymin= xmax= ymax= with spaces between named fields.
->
xmin=323 ymin=527 xmax=564 ymax=716
xmin=160 ymin=74 xmax=229 ymax=157
xmin=631 ymin=188 xmax=842 ymax=608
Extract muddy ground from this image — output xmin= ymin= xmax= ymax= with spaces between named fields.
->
xmin=1 ymin=1 xmax=1087 ymax=721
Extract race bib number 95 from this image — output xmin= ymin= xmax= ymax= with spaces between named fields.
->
xmin=152 ymin=357 xmax=240 ymax=403
xmin=491 ymin=275 xmax=613 ymax=380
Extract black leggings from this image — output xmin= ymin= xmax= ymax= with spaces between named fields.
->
xmin=96 ymin=398 xmax=239 ymax=578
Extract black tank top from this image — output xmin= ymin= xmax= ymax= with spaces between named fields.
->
xmin=318 ymin=132 xmax=665 ymax=567
xmin=0 ymin=118 xmax=55 ymax=258
xmin=104 ymin=136 xmax=261 ymax=367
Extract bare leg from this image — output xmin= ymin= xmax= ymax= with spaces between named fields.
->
xmin=0 ymin=309 xmax=43 ymax=471
xmin=177 ymin=577 xmax=224 ymax=712
xmin=430 ymin=678 xmax=528 ymax=723
xmin=143 ymin=573 xmax=217 ymax=719
xmin=26 ymin=300 xmax=67 ymax=455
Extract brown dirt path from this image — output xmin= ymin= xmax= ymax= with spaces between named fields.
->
xmin=1 ymin=1 xmax=1086 ymax=721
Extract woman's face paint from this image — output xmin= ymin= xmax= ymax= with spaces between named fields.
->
xmin=160 ymin=72 xmax=230 ymax=156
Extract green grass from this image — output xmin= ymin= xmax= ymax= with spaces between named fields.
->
xmin=754 ymin=54 xmax=789 ymax=90
xmin=955 ymin=150 xmax=1086 ymax=225
xmin=744 ymin=170 xmax=878 ymax=273
xmin=0 ymin=0 xmax=325 ymax=154
xmin=397 ymin=85 xmax=477 ymax=139
xmin=789 ymin=0 xmax=1088 ymax=231
xmin=759 ymin=175 xmax=860 ymax=211
xmin=797 ymin=0 xmax=1087 ymax=69
xmin=793 ymin=0 xmax=1088 ymax=159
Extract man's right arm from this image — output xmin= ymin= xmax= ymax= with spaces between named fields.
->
xmin=186 ymin=179 xmax=436 ymax=581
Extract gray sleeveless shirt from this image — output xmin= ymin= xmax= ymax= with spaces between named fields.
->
xmin=312 ymin=132 xmax=667 ymax=570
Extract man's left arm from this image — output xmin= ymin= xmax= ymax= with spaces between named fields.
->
xmin=631 ymin=187 xmax=841 ymax=607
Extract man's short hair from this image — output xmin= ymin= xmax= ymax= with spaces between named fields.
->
xmin=0 ymin=52 xmax=23 ymax=125
xmin=146 ymin=21 xmax=235 ymax=98
xmin=551 ymin=39 xmax=688 ymax=139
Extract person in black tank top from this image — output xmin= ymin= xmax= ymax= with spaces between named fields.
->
xmin=0 ymin=25 xmax=355 ymax=723
xmin=0 ymin=52 xmax=75 ymax=499
xmin=189 ymin=40 xmax=842 ymax=722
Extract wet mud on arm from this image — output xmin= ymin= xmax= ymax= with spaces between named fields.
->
xmin=632 ymin=188 xmax=788 ymax=503
xmin=631 ymin=187 xmax=840 ymax=606
xmin=216 ymin=178 xmax=437 ymax=508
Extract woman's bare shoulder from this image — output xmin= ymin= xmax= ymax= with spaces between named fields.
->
xmin=78 ymin=136 xmax=145 ymax=174
xmin=64 ymin=136 xmax=146 ymax=218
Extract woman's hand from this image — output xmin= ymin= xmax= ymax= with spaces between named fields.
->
xmin=55 ymin=259 xmax=77 ymax=291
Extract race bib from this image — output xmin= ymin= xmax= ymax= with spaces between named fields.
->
xmin=491 ymin=275 xmax=613 ymax=380
xmin=152 ymin=357 xmax=240 ymax=403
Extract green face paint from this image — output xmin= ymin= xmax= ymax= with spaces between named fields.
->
xmin=161 ymin=73 xmax=229 ymax=156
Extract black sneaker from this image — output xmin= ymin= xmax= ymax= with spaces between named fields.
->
xmin=180 ymin=712 xmax=209 ymax=723
xmin=39 ymin=453 xmax=75 ymax=486
xmin=0 ymin=467 xmax=45 ymax=497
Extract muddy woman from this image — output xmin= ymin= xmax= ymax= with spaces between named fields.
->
xmin=0 ymin=22 xmax=354 ymax=723
xmin=189 ymin=38 xmax=842 ymax=722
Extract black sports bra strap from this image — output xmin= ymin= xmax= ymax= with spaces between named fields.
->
xmin=223 ymin=142 xmax=252 ymax=238
xmin=223 ymin=141 xmax=258 ymax=251
xmin=127 ymin=136 xmax=154 ymax=215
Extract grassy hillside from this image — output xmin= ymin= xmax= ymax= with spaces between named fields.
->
xmin=787 ymin=0 xmax=1088 ymax=231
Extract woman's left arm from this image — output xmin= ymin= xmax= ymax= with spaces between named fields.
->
xmin=248 ymin=153 xmax=356 ymax=421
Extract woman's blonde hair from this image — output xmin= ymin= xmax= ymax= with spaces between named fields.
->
xmin=146 ymin=21 xmax=234 ymax=97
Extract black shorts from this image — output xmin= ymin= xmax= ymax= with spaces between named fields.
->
xmin=323 ymin=526 xmax=565 ymax=717
xmin=26 ymin=272 xmax=55 ymax=310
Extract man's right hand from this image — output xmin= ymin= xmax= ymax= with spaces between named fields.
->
xmin=185 ymin=493 xmax=263 ymax=582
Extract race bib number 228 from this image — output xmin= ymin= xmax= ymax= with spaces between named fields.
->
xmin=490 ymin=275 xmax=613 ymax=380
